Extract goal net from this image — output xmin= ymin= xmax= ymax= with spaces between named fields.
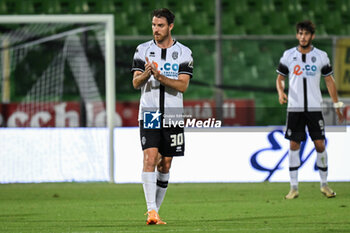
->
xmin=0 ymin=15 xmax=116 ymax=183
xmin=1 ymin=20 xmax=110 ymax=127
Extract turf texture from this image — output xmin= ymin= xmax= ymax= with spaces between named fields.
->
xmin=0 ymin=182 xmax=349 ymax=232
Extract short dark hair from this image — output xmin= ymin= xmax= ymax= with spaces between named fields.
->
xmin=151 ymin=8 xmax=175 ymax=25
xmin=296 ymin=20 xmax=316 ymax=34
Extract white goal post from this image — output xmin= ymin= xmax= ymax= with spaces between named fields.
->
xmin=0 ymin=15 xmax=116 ymax=183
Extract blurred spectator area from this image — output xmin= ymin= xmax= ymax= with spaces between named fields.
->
xmin=0 ymin=0 xmax=349 ymax=35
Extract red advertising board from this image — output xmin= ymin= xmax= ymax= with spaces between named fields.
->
xmin=0 ymin=99 xmax=254 ymax=127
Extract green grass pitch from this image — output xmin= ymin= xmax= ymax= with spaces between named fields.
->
xmin=0 ymin=182 xmax=349 ymax=232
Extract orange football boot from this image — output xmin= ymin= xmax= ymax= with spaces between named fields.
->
xmin=146 ymin=210 xmax=160 ymax=225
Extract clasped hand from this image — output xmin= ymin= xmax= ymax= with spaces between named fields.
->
xmin=145 ymin=57 xmax=161 ymax=80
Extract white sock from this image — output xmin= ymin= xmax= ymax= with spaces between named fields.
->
xmin=317 ymin=150 xmax=328 ymax=187
xmin=142 ymin=172 xmax=157 ymax=212
xmin=289 ymin=149 xmax=300 ymax=190
xmin=156 ymin=171 xmax=169 ymax=212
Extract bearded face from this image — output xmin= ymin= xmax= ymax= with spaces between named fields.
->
xmin=296 ymin=29 xmax=314 ymax=49
xmin=152 ymin=16 xmax=173 ymax=44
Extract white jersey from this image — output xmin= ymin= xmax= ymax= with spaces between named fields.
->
xmin=277 ymin=46 xmax=333 ymax=112
xmin=131 ymin=40 xmax=193 ymax=120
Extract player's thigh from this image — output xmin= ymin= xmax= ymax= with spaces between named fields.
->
xmin=306 ymin=112 xmax=325 ymax=141
xmin=159 ymin=126 xmax=185 ymax=157
xmin=285 ymin=112 xmax=307 ymax=141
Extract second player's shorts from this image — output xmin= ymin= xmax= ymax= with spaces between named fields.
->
xmin=139 ymin=121 xmax=185 ymax=157
xmin=285 ymin=111 xmax=325 ymax=141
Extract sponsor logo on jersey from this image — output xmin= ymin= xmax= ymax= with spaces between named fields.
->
xmin=152 ymin=61 xmax=179 ymax=77
xmin=161 ymin=62 xmax=179 ymax=71
xmin=149 ymin=51 xmax=155 ymax=57
xmin=293 ymin=64 xmax=317 ymax=76
xmin=293 ymin=65 xmax=303 ymax=75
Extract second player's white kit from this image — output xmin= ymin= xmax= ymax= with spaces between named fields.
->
xmin=277 ymin=46 xmax=333 ymax=112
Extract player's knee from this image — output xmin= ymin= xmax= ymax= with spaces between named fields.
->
xmin=145 ymin=157 xmax=157 ymax=167
xmin=144 ymin=153 xmax=158 ymax=167
xmin=143 ymin=161 xmax=157 ymax=172
xmin=290 ymin=141 xmax=300 ymax=150
xmin=158 ymin=163 xmax=171 ymax=173
xmin=314 ymin=140 xmax=325 ymax=152
xmin=315 ymin=145 xmax=325 ymax=153
xmin=163 ymin=164 xmax=171 ymax=173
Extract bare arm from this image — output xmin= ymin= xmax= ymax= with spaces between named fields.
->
xmin=132 ymin=70 xmax=150 ymax=89
xmin=324 ymin=75 xmax=340 ymax=103
xmin=324 ymin=75 xmax=344 ymax=123
xmin=154 ymin=73 xmax=190 ymax=93
xmin=132 ymin=57 xmax=153 ymax=89
xmin=276 ymin=74 xmax=287 ymax=104
xmin=151 ymin=63 xmax=190 ymax=93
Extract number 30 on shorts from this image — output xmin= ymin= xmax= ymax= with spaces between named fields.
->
xmin=170 ymin=133 xmax=184 ymax=147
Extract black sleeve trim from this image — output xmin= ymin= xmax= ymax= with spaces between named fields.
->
xmin=131 ymin=58 xmax=145 ymax=72
xmin=321 ymin=64 xmax=333 ymax=76
xmin=178 ymin=71 xmax=193 ymax=78
xmin=131 ymin=68 xmax=144 ymax=74
xmin=277 ymin=63 xmax=289 ymax=76
xmin=179 ymin=62 xmax=193 ymax=76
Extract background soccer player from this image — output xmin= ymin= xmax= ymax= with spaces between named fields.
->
xmin=276 ymin=20 xmax=344 ymax=199
xmin=131 ymin=8 xmax=193 ymax=224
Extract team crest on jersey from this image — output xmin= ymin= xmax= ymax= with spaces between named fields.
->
xmin=172 ymin=51 xmax=178 ymax=60
xmin=312 ymin=56 xmax=316 ymax=63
